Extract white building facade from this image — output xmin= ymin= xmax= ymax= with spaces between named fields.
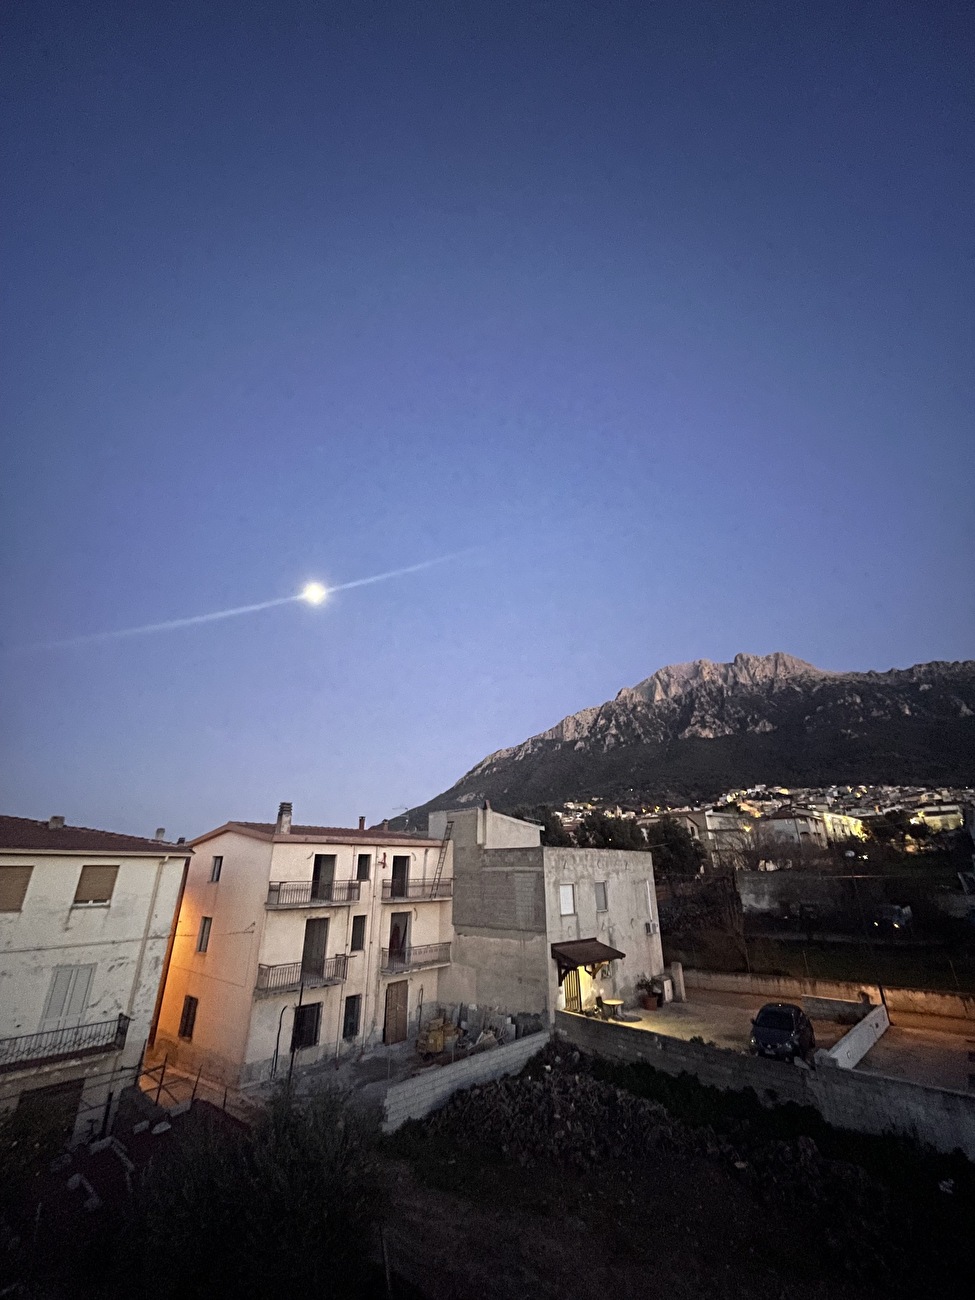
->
xmin=153 ymin=804 xmax=454 ymax=1085
xmin=0 ymin=815 xmax=189 ymax=1141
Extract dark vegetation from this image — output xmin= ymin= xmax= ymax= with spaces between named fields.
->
xmin=0 ymin=1087 xmax=404 ymax=1300
xmin=405 ymin=714 xmax=975 ymax=824
xmin=391 ymin=1039 xmax=975 ymax=1300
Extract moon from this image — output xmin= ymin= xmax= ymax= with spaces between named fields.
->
xmin=300 ymin=582 xmax=328 ymax=605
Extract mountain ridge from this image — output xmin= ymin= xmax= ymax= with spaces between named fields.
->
xmin=397 ymin=653 xmax=975 ymax=828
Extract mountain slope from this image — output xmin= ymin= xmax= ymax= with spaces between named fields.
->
xmin=397 ymin=653 xmax=975 ymax=828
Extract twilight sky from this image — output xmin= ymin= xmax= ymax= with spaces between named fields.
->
xmin=1 ymin=0 xmax=972 ymax=837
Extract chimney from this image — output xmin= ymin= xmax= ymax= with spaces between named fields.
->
xmin=381 ymin=819 xmax=389 ymax=832
xmin=177 ymin=837 xmax=186 ymax=845
xmin=358 ymin=816 xmax=366 ymax=831
xmin=154 ymin=827 xmax=166 ymax=841
xmin=276 ymin=802 xmax=293 ymax=834
xmin=48 ymin=815 xmax=65 ymax=830
xmin=483 ymin=800 xmax=491 ymax=811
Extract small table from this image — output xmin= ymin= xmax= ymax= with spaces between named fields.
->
xmin=601 ymin=998 xmax=625 ymax=1021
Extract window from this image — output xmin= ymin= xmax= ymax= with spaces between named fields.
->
xmin=350 ymin=915 xmax=366 ymax=951
xmin=356 ymin=853 xmax=371 ymax=882
xmin=291 ymin=1002 xmax=322 ymax=1051
xmin=210 ymin=856 xmax=223 ymax=882
xmin=178 ymin=995 xmax=198 ymax=1040
xmin=73 ymin=865 xmax=119 ymax=906
xmin=0 ymin=865 xmax=33 ymax=912
xmin=343 ymin=994 xmax=362 ymax=1041
xmin=197 ymin=916 xmax=212 ymax=953
xmin=559 ymin=884 xmax=575 ymax=916
xmin=594 ymin=881 xmax=608 ymax=913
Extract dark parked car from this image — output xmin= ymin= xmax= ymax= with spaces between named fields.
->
xmin=749 ymin=1003 xmax=816 ymax=1063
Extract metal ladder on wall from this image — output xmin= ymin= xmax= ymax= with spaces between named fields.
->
xmin=431 ymin=820 xmax=453 ymax=893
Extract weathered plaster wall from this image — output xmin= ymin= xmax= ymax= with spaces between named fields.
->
xmin=543 ymin=847 xmax=664 ymax=1012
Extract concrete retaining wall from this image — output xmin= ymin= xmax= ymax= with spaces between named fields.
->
xmin=684 ymin=968 xmax=975 ymax=1024
xmin=555 ymin=1011 xmax=975 ymax=1160
xmin=382 ymin=1032 xmax=546 ymax=1132
xmin=824 ymin=1004 xmax=890 ymax=1069
xmin=802 ymin=996 xmax=872 ymax=1024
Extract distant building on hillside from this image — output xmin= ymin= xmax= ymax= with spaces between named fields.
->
xmin=152 ymin=804 xmax=453 ymax=1085
xmin=431 ymin=804 xmax=667 ymax=1019
xmin=0 ymin=815 xmax=188 ymax=1141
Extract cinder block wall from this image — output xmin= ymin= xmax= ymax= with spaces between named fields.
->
xmin=555 ymin=1011 xmax=975 ymax=1159
xmin=382 ymin=1032 xmax=546 ymax=1132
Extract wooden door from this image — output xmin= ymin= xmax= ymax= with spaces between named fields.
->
xmin=562 ymin=968 xmax=582 ymax=1013
xmin=301 ymin=918 xmax=328 ymax=977
xmin=312 ymin=854 xmax=336 ymax=901
xmin=390 ymin=856 xmax=410 ymax=899
xmin=383 ymin=980 xmax=409 ymax=1044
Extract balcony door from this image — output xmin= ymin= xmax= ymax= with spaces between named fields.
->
xmin=383 ymin=980 xmax=408 ymax=1044
xmin=311 ymin=854 xmax=336 ymax=902
xmin=40 ymin=964 xmax=95 ymax=1033
xmin=388 ymin=912 xmax=409 ymax=962
xmin=390 ymin=855 xmax=410 ymax=899
xmin=301 ymin=918 xmax=329 ymax=978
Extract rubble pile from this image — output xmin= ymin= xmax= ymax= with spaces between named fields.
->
xmin=417 ymin=1039 xmax=898 ymax=1283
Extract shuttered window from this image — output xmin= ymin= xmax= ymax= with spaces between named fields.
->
xmin=595 ymin=881 xmax=608 ymax=913
xmin=0 ymin=866 xmax=33 ymax=912
xmin=178 ymin=995 xmax=198 ymax=1040
xmin=343 ymin=994 xmax=362 ymax=1041
xmin=291 ymin=1002 xmax=322 ymax=1051
xmin=350 ymin=915 xmax=366 ymax=951
xmin=197 ymin=917 xmax=212 ymax=953
xmin=73 ymin=865 xmax=119 ymax=905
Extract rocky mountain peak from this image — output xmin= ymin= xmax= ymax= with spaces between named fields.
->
xmin=617 ymin=651 xmax=830 ymax=705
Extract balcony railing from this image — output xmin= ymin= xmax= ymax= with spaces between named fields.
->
xmin=382 ymin=879 xmax=453 ymax=902
xmin=254 ymin=955 xmax=349 ymax=997
xmin=380 ymin=943 xmax=451 ymax=974
xmin=266 ymin=880 xmax=361 ymax=908
xmin=0 ymin=1014 xmax=130 ymax=1074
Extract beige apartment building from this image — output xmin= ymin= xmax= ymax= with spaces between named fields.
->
xmin=0 ymin=815 xmax=188 ymax=1140
xmin=153 ymin=804 xmax=453 ymax=1085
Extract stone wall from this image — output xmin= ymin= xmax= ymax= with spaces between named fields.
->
xmin=382 ymin=1032 xmax=546 ymax=1132
xmin=555 ymin=1011 xmax=975 ymax=1160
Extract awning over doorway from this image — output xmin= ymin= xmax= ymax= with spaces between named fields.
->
xmin=551 ymin=938 xmax=625 ymax=986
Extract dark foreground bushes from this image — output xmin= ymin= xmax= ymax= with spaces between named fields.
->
xmin=2 ymin=1085 xmax=388 ymax=1300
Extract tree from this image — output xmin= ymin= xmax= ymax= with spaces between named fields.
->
xmin=575 ymin=812 xmax=648 ymax=851
xmin=512 ymin=805 xmax=575 ymax=846
xmin=643 ymin=816 xmax=706 ymax=877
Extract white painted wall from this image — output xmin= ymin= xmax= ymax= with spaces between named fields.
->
xmin=0 ymin=847 xmax=186 ymax=1136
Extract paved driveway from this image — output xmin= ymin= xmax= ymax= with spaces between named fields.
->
xmin=625 ymin=990 xmax=975 ymax=1092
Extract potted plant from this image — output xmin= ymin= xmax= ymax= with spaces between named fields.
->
xmin=636 ymin=975 xmax=658 ymax=1010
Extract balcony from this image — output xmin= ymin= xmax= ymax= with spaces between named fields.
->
xmin=382 ymin=879 xmax=453 ymax=902
xmin=0 ymin=1014 xmax=130 ymax=1074
xmin=266 ymin=880 xmax=361 ymax=908
xmin=254 ymin=955 xmax=349 ymax=997
xmin=380 ymin=943 xmax=451 ymax=974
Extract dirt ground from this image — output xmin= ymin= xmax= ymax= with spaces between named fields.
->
xmin=382 ymin=1154 xmax=868 ymax=1300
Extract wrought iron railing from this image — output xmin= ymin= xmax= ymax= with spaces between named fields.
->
xmin=0 ymin=1014 xmax=130 ymax=1074
xmin=381 ymin=879 xmax=453 ymax=901
xmin=266 ymin=880 xmax=361 ymax=907
xmin=380 ymin=943 xmax=451 ymax=973
xmin=254 ymin=955 xmax=349 ymax=996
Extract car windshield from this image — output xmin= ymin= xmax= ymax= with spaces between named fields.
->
xmin=756 ymin=1009 xmax=794 ymax=1031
